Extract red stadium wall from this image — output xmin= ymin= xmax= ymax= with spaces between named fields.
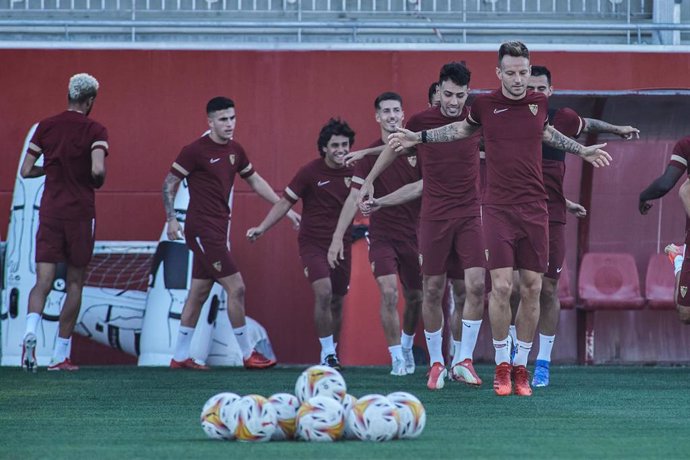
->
xmin=2 ymin=49 xmax=690 ymax=364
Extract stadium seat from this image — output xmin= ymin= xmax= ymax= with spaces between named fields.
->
xmin=645 ymin=253 xmax=676 ymax=310
xmin=557 ymin=262 xmax=575 ymax=309
xmin=577 ymin=252 xmax=645 ymax=310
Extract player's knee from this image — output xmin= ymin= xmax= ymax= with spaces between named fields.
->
xmin=380 ymin=285 xmax=398 ymax=309
xmin=520 ymin=278 xmax=542 ymax=300
xmin=677 ymin=306 xmax=690 ymax=324
xmin=313 ymin=286 xmax=333 ymax=307
xmin=491 ymin=279 xmax=512 ymax=301
xmin=465 ymin=279 xmax=485 ymax=303
xmin=229 ymin=282 xmax=245 ymax=301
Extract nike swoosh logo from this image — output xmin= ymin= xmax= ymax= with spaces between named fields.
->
xmin=556 ymin=267 xmax=563 ymax=273
xmin=317 ymin=180 xmax=330 ymax=187
xmin=210 ymin=158 xmax=221 ymax=164
xmin=493 ymin=108 xmax=508 ymax=114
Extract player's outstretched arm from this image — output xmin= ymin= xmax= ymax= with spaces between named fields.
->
xmin=543 ymin=125 xmax=612 ymax=168
xmin=357 ymin=144 xmax=405 ymax=205
xmin=328 ymin=188 xmax=360 ymax=269
xmin=565 ymin=199 xmax=587 ymax=218
xmin=638 ymin=165 xmax=685 ymax=215
xmin=387 ymin=120 xmax=476 ymax=152
xmin=583 ymin=118 xmax=640 ymax=140
xmin=344 ymin=145 xmax=385 ymax=167
xmin=245 ymin=172 xmax=301 ymax=229
xmin=361 ymin=179 xmax=423 ymax=216
xmin=246 ymin=197 xmax=294 ymax=242
xmin=162 ymin=172 xmax=183 ymax=240
xmin=19 ymin=152 xmax=45 ymax=178
xmin=91 ymin=148 xmax=107 ymax=188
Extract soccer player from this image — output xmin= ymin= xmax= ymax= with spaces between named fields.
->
xmin=247 ymin=118 xmax=356 ymax=370
xmin=388 ymin=42 xmax=611 ymax=396
xmin=163 ymin=96 xmax=298 ymax=370
xmin=19 ymin=73 xmax=107 ymax=372
xmin=641 ymin=136 xmax=690 ymax=322
xmin=358 ymin=62 xmax=487 ymax=390
xmin=327 ymin=92 xmax=422 ymax=376
xmin=428 ymin=82 xmax=441 ymax=107
xmin=515 ymin=65 xmax=639 ymax=388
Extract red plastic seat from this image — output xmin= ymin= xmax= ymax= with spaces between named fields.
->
xmin=577 ymin=252 xmax=645 ymax=310
xmin=645 ymin=253 xmax=676 ymax=309
xmin=557 ymin=262 xmax=575 ymax=309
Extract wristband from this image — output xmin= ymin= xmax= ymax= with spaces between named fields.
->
xmin=421 ymin=130 xmax=428 ymax=143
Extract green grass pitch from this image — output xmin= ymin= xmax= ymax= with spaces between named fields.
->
xmin=2 ymin=365 xmax=690 ymax=459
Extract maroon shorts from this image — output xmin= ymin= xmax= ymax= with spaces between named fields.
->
xmin=185 ymin=230 xmax=239 ymax=280
xmin=678 ymin=233 xmax=690 ymax=307
xmin=35 ymin=216 xmax=95 ymax=268
xmin=418 ymin=216 xmax=485 ymax=277
xmin=367 ymin=235 xmax=422 ymax=291
xmin=544 ymin=221 xmax=566 ymax=280
xmin=483 ymin=202 xmax=548 ymax=273
xmin=300 ymin=240 xmax=351 ymax=297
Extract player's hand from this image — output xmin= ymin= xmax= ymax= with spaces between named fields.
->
xmin=617 ymin=126 xmax=640 ymax=140
xmin=581 ymin=143 xmax=611 ymax=168
xmin=359 ymin=198 xmax=381 ymax=216
xmin=357 ymin=182 xmax=374 ymax=205
xmin=166 ymin=219 xmax=184 ymax=241
xmin=388 ymin=127 xmax=420 ymax=152
xmin=246 ymin=226 xmax=264 ymax=242
xmin=567 ymin=202 xmax=587 ymax=218
xmin=639 ymin=200 xmax=653 ymax=215
xmin=287 ymin=210 xmax=301 ymax=230
xmin=344 ymin=149 xmax=367 ymax=167
xmin=327 ymin=239 xmax=345 ymax=269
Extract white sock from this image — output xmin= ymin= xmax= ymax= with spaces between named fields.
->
xmin=459 ymin=319 xmax=482 ymax=362
xmin=233 ymin=326 xmax=252 ymax=359
xmin=675 ymin=255 xmax=684 ymax=276
xmin=319 ymin=335 xmax=336 ymax=361
xmin=52 ymin=337 xmax=70 ymax=363
xmin=401 ymin=332 xmax=415 ymax=350
xmin=508 ymin=324 xmax=517 ymax=345
xmin=513 ymin=340 xmax=533 ymax=367
xmin=67 ymin=336 xmax=72 ymax=359
xmin=388 ymin=345 xmax=403 ymax=363
xmin=24 ymin=312 xmax=41 ymax=338
xmin=493 ymin=337 xmax=511 ymax=365
xmin=451 ymin=339 xmax=462 ymax=365
xmin=536 ymin=334 xmax=556 ymax=362
xmin=173 ymin=326 xmax=194 ymax=362
xmin=424 ymin=328 xmax=444 ymax=366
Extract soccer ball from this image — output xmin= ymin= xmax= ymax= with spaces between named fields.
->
xmin=341 ymin=394 xmax=358 ymax=440
xmin=294 ymin=365 xmax=347 ymax=403
xmin=222 ymin=394 xmax=277 ymax=442
xmin=346 ymin=394 xmax=400 ymax=442
xmin=268 ymin=393 xmax=300 ymax=440
xmin=387 ymin=391 xmax=426 ymax=439
xmin=296 ymin=396 xmax=345 ymax=442
xmin=200 ymin=392 xmax=240 ymax=440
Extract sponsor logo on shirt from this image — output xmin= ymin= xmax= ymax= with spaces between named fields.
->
xmin=529 ymin=104 xmax=539 ymax=116
xmin=344 ymin=177 xmax=352 ymax=188
xmin=407 ymin=155 xmax=417 ymax=167
xmin=229 ymin=154 xmax=236 ymax=165
xmin=317 ymin=180 xmax=330 ymax=187
xmin=210 ymin=158 xmax=221 ymax=164
xmin=493 ymin=108 xmax=508 ymax=114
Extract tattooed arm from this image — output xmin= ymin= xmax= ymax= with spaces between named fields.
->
xmin=543 ymin=125 xmax=612 ymax=168
xmin=583 ymin=118 xmax=640 ymax=139
xmin=387 ymin=120 xmax=478 ymax=152
xmin=162 ymin=172 xmax=183 ymax=240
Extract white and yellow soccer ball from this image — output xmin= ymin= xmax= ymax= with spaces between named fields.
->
xmin=346 ymin=394 xmax=400 ymax=442
xmin=386 ymin=391 xmax=426 ymax=439
xmin=294 ymin=365 xmax=347 ymax=403
xmin=200 ymin=392 xmax=240 ymax=440
xmin=296 ymin=396 xmax=345 ymax=442
xmin=221 ymin=394 xmax=277 ymax=442
xmin=268 ymin=393 xmax=300 ymax=440
xmin=341 ymin=393 xmax=359 ymax=440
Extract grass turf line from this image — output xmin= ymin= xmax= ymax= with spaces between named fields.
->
xmin=1 ymin=365 xmax=690 ymax=459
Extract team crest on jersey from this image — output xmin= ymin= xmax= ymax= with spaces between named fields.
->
xmin=304 ymin=267 xmax=309 ymax=278
xmin=407 ymin=155 xmax=417 ymax=168
xmin=681 ymin=286 xmax=688 ymax=298
xmin=528 ymin=104 xmax=538 ymax=116
xmin=229 ymin=154 xmax=236 ymax=165
xmin=370 ymin=262 xmax=376 ymax=273
xmin=344 ymin=177 xmax=352 ymax=188
xmin=212 ymin=261 xmax=222 ymax=272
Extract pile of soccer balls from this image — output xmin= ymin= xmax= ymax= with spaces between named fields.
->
xmin=200 ymin=365 xmax=426 ymax=442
